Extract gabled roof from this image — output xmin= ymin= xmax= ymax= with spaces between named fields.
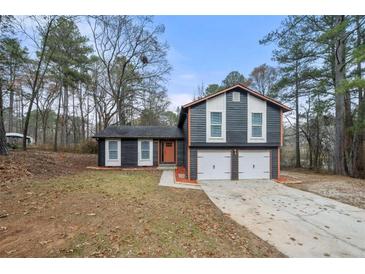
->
xmin=93 ymin=126 xmax=183 ymax=139
xmin=182 ymin=83 xmax=292 ymax=112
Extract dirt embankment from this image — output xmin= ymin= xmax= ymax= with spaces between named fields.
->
xmin=0 ymin=150 xmax=96 ymax=183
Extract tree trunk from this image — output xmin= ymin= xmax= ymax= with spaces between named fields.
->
xmin=334 ymin=15 xmax=347 ymax=175
xmin=95 ymin=106 xmax=98 ymax=134
xmin=62 ymin=85 xmax=69 ymax=147
xmin=78 ymin=83 xmax=85 ymax=141
xmin=0 ymin=83 xmax=9 ymax=156
xmin=72 ymin=89 xmax=76 ymax=147
xmin=314 ymin=113 xmax=321 ymax=170
xmin=22 ymin=17 xmax=55 ymax=150
xmin=86 ymin=93 xmax=89 ymax=139
xmin=42 ymin=114 xmax=47 ymax=145
xmin=20 ymin=88 xmax=24 ymax=132
xmin=353 ymin=15 xmax=365 ymax=178
xmin=34 ymin=95 xmax=39 ymax=144
xmin=54 ymin=88 xmax=62 ymax=152
xmin=8 ymin=87 xmax=14 ymax=132
xmin=295 ymin=61 xmax=301 ymax=168
xmin=92 ymin=89 xmax=100 ymax=133
xmin=117 ymin=99 xmax=122 ymax=125
xmin=344 ymin=89 xmax=353 ymax=175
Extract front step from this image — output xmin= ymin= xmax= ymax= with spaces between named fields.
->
xmin=157 ymin=164 xmax=177 ymax=170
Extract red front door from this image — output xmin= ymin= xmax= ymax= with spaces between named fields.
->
xmin=163 ymin=141 xmax=175 ymax=163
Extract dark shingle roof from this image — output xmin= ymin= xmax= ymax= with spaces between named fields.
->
xmin=93 ymin=126 xmax=183 ymax=139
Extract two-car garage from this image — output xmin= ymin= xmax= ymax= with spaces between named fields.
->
xmin=197 ymin=149 xmax=271 ymax=180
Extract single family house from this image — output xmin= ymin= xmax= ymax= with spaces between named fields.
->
xmin=93 ymin=83 xmax=291 ymax=181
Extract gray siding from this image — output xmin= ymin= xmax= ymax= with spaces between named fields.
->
xmin=267 ymin=103 xmax=281 ymax=145
xmin=271 ymin=148 xmax=278 ymax=179
xmin=226 ymin=90 xmax=247 ymax=144
xmin=188 ymin=89 xmax=282 ymax=147
xmin=231 ymin=150 xmax=238 ymax=180
xmin=153 ymin=140 xmax=158 ymax=166
xmin=177 ymin=140 xmax=184 ymax=166
xmin=190 ymin=102 xmax=206 ymax=143
xmin=98 ymin=139 xmax=105 ymax=166
xmin=189 ymin=148 xmax=198 ymax=180
xmin=121 ymin=139 xmax=138 ymax=166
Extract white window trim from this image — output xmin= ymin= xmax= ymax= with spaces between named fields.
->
xmin=247 ymin=94 xmax=267 ymax=143
xmin=105 ymin=139 xmax=121 ymax=166
xmin=138 ymin=139 xmax=153 ymax=166
xmin=206 ymin=93 xmax=226 ymax=143
xmin=252 ymin=112 xmax=263 ymax=137
xmin=210 ymin=112 xmax=223 ymax=138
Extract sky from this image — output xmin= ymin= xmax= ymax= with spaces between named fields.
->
xmin=153 ymin=16 xmax=285 ymax=110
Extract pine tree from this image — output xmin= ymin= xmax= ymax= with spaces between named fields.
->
xmin=261 ymin=16 xmax=319 ymax=168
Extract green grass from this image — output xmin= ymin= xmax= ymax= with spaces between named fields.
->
xmin=30 ymin=170 xmax=160 ymax=202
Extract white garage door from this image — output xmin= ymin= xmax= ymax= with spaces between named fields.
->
xmin=197 ymin=150 xmax=231 ymax=180
xmin=239 ymin=150 xmax=270 ymax=179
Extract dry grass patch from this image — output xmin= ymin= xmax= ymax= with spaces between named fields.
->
xmin=282 ymin=169 xmax=365 ymax=209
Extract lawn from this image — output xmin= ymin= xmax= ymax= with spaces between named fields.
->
xmin=0 ymin=150 xmax=282 ymax=257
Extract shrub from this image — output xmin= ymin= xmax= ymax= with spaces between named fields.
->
xmin=7 ymin=143 xmax=19 ymax=149
xmin=79 ymin=139 xmax=98 ymax=154
xmin=32 ymin=139 xmax=98 ymax=154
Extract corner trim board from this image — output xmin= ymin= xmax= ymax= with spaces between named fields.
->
xmin=280 ymin=109 xmax=283 ymax=146
xmin=188 ymin=108 xmax=191 ymax=180
xmin=278 ymin=147 xmax=280 ymax=178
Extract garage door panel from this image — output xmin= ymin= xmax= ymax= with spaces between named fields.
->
xmin=197 ymin=150 xmax=231 ymax=180
xmin=239 ymin=150 xmax=270 ymax=179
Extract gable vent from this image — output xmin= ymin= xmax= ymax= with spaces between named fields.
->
xmin=232 ymin=92 xmax=240 ymax=102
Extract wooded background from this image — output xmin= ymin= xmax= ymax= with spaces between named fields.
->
xmin=0 ymin=16 xmax=364 ymax=178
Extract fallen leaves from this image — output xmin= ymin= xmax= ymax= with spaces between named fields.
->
xmin=0 ymin=212 xmax=9 ymax=218
xmin=6 ymin=250 xmax=17 ymax=255
xmin=0 ymin=154 xmax=283 ymax=258
xmin=0 ymin=150 xmax=95 ymax=184
xmin=39 ymin=240 xmax=53 ymax=246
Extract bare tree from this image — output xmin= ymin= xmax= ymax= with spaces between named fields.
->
xmin=37 ymin=78 xmax=58 ymax=144
xmin=17 ymin=16 xmax=58 ymax=150
xmin=88 ymin=16 xmax=171 ymax=125
xmin=0 ymin=15 xmax=15 ymax=155
xmin=0 ymin=82 xmax=7 ymax=155
xmin=249 ymin=64 xmax=278 ymax=97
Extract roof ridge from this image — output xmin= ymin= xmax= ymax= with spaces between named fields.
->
xmin=182 ymin=83 xmax=292 ymax=111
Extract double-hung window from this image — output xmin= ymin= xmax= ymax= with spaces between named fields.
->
xmin=141 ymin=140 xmax=150 ymax=160
xmin=252 ymin=113 xmax=263 ymax=137
xmin=210 ymin=112 xmax=222 ymax=137
xmin=108 ymin=141 xmax=118 ymax=160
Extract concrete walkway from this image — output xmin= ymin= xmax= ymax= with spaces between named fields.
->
xmin=159 ymin=170 xmax=201 ymax=190
xmin=200 ymin=180 xmax=365 ymax=257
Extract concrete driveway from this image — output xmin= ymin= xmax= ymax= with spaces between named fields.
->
xmin=200 ymin=180 xmax=365 ymax=257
